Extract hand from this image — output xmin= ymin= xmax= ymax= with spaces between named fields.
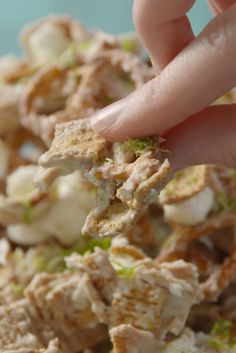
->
xmin=92 ymin=0 xmax=236 ymax=170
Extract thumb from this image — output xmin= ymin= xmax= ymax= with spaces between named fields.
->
xmin=163 ymin=104 xmax=236 ymax=170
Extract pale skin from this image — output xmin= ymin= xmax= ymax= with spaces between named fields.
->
xmin=91 ymin=0 xmax=236 ymax=170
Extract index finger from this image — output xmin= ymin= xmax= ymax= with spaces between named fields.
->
xmin=92 ymin=4 xmax=236 ymax=140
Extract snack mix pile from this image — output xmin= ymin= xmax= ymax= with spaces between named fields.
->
xmin=0 ymin=15 xmax=236 ymax=353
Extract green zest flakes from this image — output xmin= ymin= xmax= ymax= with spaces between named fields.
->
xmin=217 ymin=192 xmax=236 ymax=213
xmin=112 ymin=259 xmax=136 ymax=280
xmin=33 ymin=253 xmax=66 ymax=273
xmin=116 ymin=266 xmax=136 ymax=280
xmin=104 ymin=96 xmax=114 ymax=106
xmin=72 ymin=236 xmax=112 ymax=255
xmin=58 ymin=42 xmax=80 ymax=69
xmin=61 ymin=236 xmax=112 ymax=259
xmin=120 ymin=37 xmax=137 ymax=53
xmin=187 ymin=176 xmax=198 ymax=186
xmin=16 ymin=75 xmax=32 ymax=85
xmin=230 ymin=168 xmax=236 ymax=180
xmin=13 ymin=284 xmax=24 ymax=297
xmin=121 ymin=137 xmax=155 ymax=157
xmin=58 ymin=40 xmax=91 ymax=69
xmin=33 ymin=255 xmax=50 ymax=272
xmin=33 ymin=237 xmax=111 ymax=274
xmin=78 ymin=39 xmax=92 ymax=51
xmin=122 ymin=78 xmax=135 ymax=92
xmin=146 ymin=319 xmax=154 ymax=330
xmin=90 ymin=187 xmax=98 ymax=198
xmin=209 ymin=319 xmax=236 ymax=351
xmin=22 ymin=202 xmax=32 ymax=225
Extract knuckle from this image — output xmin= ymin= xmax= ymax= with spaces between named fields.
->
xmin=138 ymin=73 xmax=171 ymax=109
xmin=141 ymin=78 xmax=159 ymax=107
xmin=203 ymin=15 xmax=234 ymax=54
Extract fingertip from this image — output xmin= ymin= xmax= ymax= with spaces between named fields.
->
xmin=91 ymin=99 xmax=127 ymax=141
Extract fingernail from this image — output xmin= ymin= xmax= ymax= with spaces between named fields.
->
xmin=91 ymin=99 xmax=126 ymax=134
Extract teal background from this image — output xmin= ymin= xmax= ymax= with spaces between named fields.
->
xmin=0 ymin=1 xmax=212 ymax=56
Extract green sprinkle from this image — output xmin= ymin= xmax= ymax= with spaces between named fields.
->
xmin=90 ymin=187 xmax=98 ymax=198
xmin=78 ymin=39 xmax=92 ymax=51
xmin=46 ymin=257 xmax=67 ymax=273
xmin=121 ymin=137 xmax=155 ymax=157
xmin=161 ymin=172 xmax=184 ymax=198
xmin=120 ymin=37 xmax=137 ymax=53
xmin=97 ymin=157 xmax=107 ymax=166
xmin=73 ymin=70 xmax=82 ymax=84
xmin=146 ymin=320 xmax=154 ymax=330
xmin=187 ymin=176 xmax=198 ymax=185
xmin=116 ymin=266 xmax=136 ymax=280
xmin=174 ymin=170 xmax=185 ymax=181
xmin=33 ymin=237 xmax=111 ymax=274
xmin=122 ymin=78 xmax=135 ymax=92
xmin=113 ymin=259 xmax=136 ymax=280
xmin=230 ymin=169 xmax=236 ymax=180
xmin=58 ymin=42 xmax=79 ymax=69
xmin=13 ymin=284 xmax=24 ymax=297
xmin=33 ymin=254 xmax=66 ymax=273
xmin=33 ymin=255 xmax=48 ymax=272
xmin=218 ymin=192 xmax=230 ymax=212
xmin=16 ymin=75 xmax=32 ymax=85
xmin=22 ymin=202 xmax=32 ymax=225
xmin=72 ymin=236 xmax=112 ymax=255
xmin=212 ymin=319 xmax=232 ymax=336
xmin=104 ymin=96 xmax=114 ymax=106
xmin=58 ymin=39 xmax=92 ymax=69
xmin=49 ymin=183 xmax=59 ymax=201
xmin=57 ymin=236 xmax=112 ymax=259
xmin=209 ymin=319 xmax=236 ymax=351
xmin=217 ymin=192 xmax=236 ymax=213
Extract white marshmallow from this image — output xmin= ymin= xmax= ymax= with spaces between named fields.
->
xmin=163 ymin=187 xmax=215 ymax=226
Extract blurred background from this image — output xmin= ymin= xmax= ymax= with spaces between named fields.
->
xmin=0 ymin=0 xmax=212 ymax=56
